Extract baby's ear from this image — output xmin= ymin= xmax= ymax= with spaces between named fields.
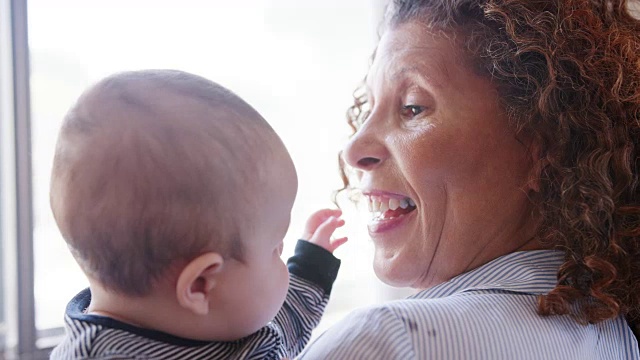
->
xmin=176 ymin=252 xmax=224 ymax=315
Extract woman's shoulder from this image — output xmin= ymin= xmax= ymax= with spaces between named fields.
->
xmin=298 ymin=303 xmax=417 ymax=359
xmin=298 ymin=295 xmax=521 ymax=359
xmin=340 ymin=290 xmax=539 ymax=333
xmin=300 ymin=293 xmax=637 ymax=359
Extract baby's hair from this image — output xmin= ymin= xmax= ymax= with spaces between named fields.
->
xmin=51 ymin=70 xmax=275 ymax=296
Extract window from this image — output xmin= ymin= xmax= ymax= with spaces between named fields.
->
xmin=2 ymin=0 xmax=414 ymax=357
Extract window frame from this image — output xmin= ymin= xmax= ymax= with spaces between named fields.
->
xmin=1 ymin=0 xmax=45 ymax=357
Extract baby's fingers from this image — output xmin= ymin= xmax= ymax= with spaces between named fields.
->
xmin=310 ymin=216 xmax=341 ymax=242
xmin=301 ymin=208 xmax=342 ymax=239
xmin=308 ymin=216 xmax=345 ymax=252
xmin=328 ymin=236 xmax=349 ymax=253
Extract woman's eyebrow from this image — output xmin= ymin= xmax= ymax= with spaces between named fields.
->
xmin=365 ymin=58 xmax=448 ymax=94
xmin=391 ymin=65 xmax=445 ymax=90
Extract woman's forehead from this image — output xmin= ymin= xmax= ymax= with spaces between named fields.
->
xmin=367 ymin=23 xmax=467 ymax=92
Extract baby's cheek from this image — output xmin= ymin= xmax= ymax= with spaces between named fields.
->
xmin=265 ymin=261 xmax=289 ymax=320
xmin=278 ymin=262 xmax=290 ymax=300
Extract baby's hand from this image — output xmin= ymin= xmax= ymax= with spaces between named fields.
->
xmin=301 ymin=209 xmax=348 ymax=253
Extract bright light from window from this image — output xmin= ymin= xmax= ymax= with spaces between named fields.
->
xmin=28 ymin=0 xmax=412 ymax=334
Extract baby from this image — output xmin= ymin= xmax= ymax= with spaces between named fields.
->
xmin=49 ymin=70 xmax=347 ymax=359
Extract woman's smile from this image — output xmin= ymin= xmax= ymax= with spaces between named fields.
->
xmin=363 ymin=191 xmax=417 ymax=234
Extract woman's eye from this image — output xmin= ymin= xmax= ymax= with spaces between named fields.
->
xmin=401 ymin=105 xmax=426 ymax=118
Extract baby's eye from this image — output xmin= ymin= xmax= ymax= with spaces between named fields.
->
xmin=401 ymin=105 xmax=426 ymax=118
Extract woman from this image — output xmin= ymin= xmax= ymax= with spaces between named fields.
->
xmin=300 ymin=0 xmax=640 ymax=358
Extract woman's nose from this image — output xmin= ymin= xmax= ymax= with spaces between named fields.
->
xmin=342 ymin=118 xmax=388 ymax=171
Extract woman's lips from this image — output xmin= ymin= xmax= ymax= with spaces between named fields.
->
xmin=367 ymin=209 xmax=416 ymax=234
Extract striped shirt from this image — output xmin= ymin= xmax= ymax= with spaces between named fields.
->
xmin=299 ymin=250 xmax=639 ymax=359
xmin=50 ymin=240 xmax=341 ymax=360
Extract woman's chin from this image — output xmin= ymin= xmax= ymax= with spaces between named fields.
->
xmin=372 ymin=256 xmax=416 ymax=288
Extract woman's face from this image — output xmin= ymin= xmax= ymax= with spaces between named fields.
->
xmin=343 ymin=21 xmax=542 ymax=289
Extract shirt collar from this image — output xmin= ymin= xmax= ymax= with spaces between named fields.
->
xmin=410 ymin=250 xmax=565 ymax=300
xmin=65 ymin=288 xmax=214 ymax=347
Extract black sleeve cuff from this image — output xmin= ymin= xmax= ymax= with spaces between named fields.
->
xmin=287 ymin=240 xmax=341 ymax=295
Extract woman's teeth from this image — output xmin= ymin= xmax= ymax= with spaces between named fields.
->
xmin=367 ymin=196 xmax=416 ymax=220
xmin=368 ymin=196 xmax=414 ymax=211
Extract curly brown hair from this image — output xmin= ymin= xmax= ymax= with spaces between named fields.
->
xmin=341 ymin=0 xmax=640 ymax=325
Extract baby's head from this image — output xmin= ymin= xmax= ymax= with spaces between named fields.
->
xmin=51 ymin=70 xmax=297 ymax=340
